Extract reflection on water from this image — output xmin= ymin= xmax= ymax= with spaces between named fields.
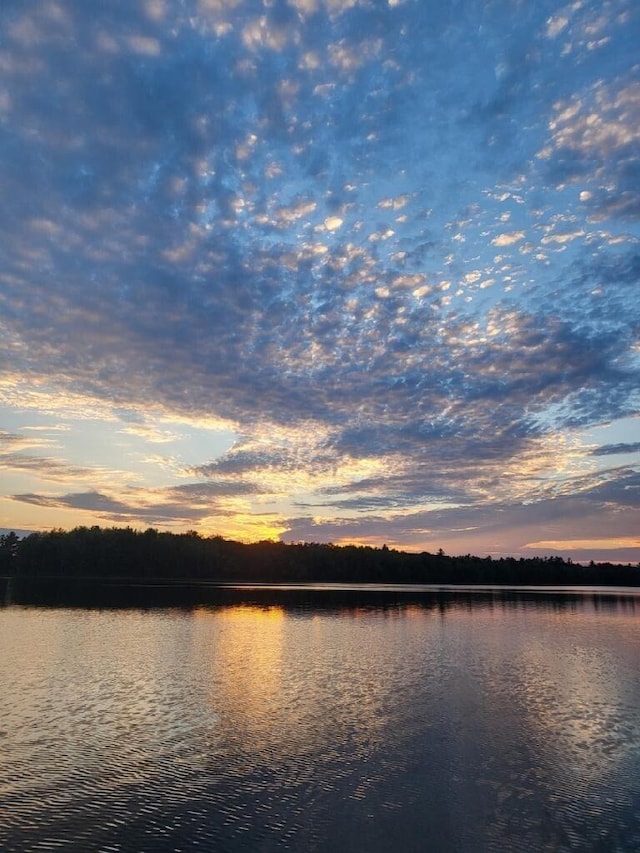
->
xmin=1 ymin=588 xmax=640 ymax=851
xmin=4 ymin=575 xmax=640 ymax=614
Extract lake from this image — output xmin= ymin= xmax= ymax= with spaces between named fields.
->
xmin=1 ymin=585 xmax=640 ymax=851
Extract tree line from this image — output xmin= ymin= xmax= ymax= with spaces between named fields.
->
xmin=1 ymin=526 xmax=638 ymax=586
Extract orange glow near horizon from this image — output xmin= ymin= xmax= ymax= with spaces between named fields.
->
xmin=525 ymin=538 xmax=640 ymax=551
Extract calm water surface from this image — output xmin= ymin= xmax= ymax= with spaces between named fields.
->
xmin=1 ymin=586 xmax=640 ymax=851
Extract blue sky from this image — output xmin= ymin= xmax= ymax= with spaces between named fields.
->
xmin=1 ymin=0 xmax=639 ymax=562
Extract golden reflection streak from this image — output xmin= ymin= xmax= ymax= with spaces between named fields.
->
xmin=194 ymin=605 xmax=287 ymax=745
xmin=190 ymin=603 xmax=417 ymax=767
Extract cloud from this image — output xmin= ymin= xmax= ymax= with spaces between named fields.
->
xmin=539 ymin=77 xmax=640 ymax=219
xmin=282 ymin=469 xmax=640 ymax=561
xmin=0 ymin=0 xmax=638 ymax=553
xmin=11 ymin=487 xmax=235 ymax=527
xmin=0 ymin=454 xmax=95 ymax=481
xmin=169 ymin=481 xmax=260 ymax=498
xmin=0 ymin=431 xmax=55 ymax=451
xmin=0 ymin=428 xmax=112 ymax=483
xmin=492 ymin=231 xmax=525 ymax=247
xmin=524 ymin=538 xmax=639 ymax=551
xmin=591 ymin=441 xmax=640 ymax=456
xmin=15 ymin=491 xmax=130 ymax=514
xmin=119 ymin=425 xmax=181 ymax=444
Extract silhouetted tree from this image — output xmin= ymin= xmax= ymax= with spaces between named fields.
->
xmin=1 ymin=527 xmax=638 ymax=588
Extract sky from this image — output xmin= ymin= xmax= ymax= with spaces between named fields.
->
xmin=1 ymin=0 xmax=639 ymax=563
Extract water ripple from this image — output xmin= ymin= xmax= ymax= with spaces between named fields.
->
xmin=1 ymin=595 xmax=640 ymax=850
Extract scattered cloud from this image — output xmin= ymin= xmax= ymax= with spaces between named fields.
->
xmin=492 ymin=231 xmax=525 ymax=247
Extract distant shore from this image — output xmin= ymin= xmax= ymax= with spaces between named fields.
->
xmin=1 ymin=526 xmax=638 ymax=593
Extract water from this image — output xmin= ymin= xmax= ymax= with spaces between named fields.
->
xmin=1 ymin=585 xmax=640 ymax=851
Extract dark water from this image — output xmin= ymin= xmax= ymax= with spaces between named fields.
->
xmin=1 ymin=585 xmax=640 ymax=852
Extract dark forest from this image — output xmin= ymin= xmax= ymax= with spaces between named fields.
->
xmin=1 ymin=527 xmax=638 ymax=587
